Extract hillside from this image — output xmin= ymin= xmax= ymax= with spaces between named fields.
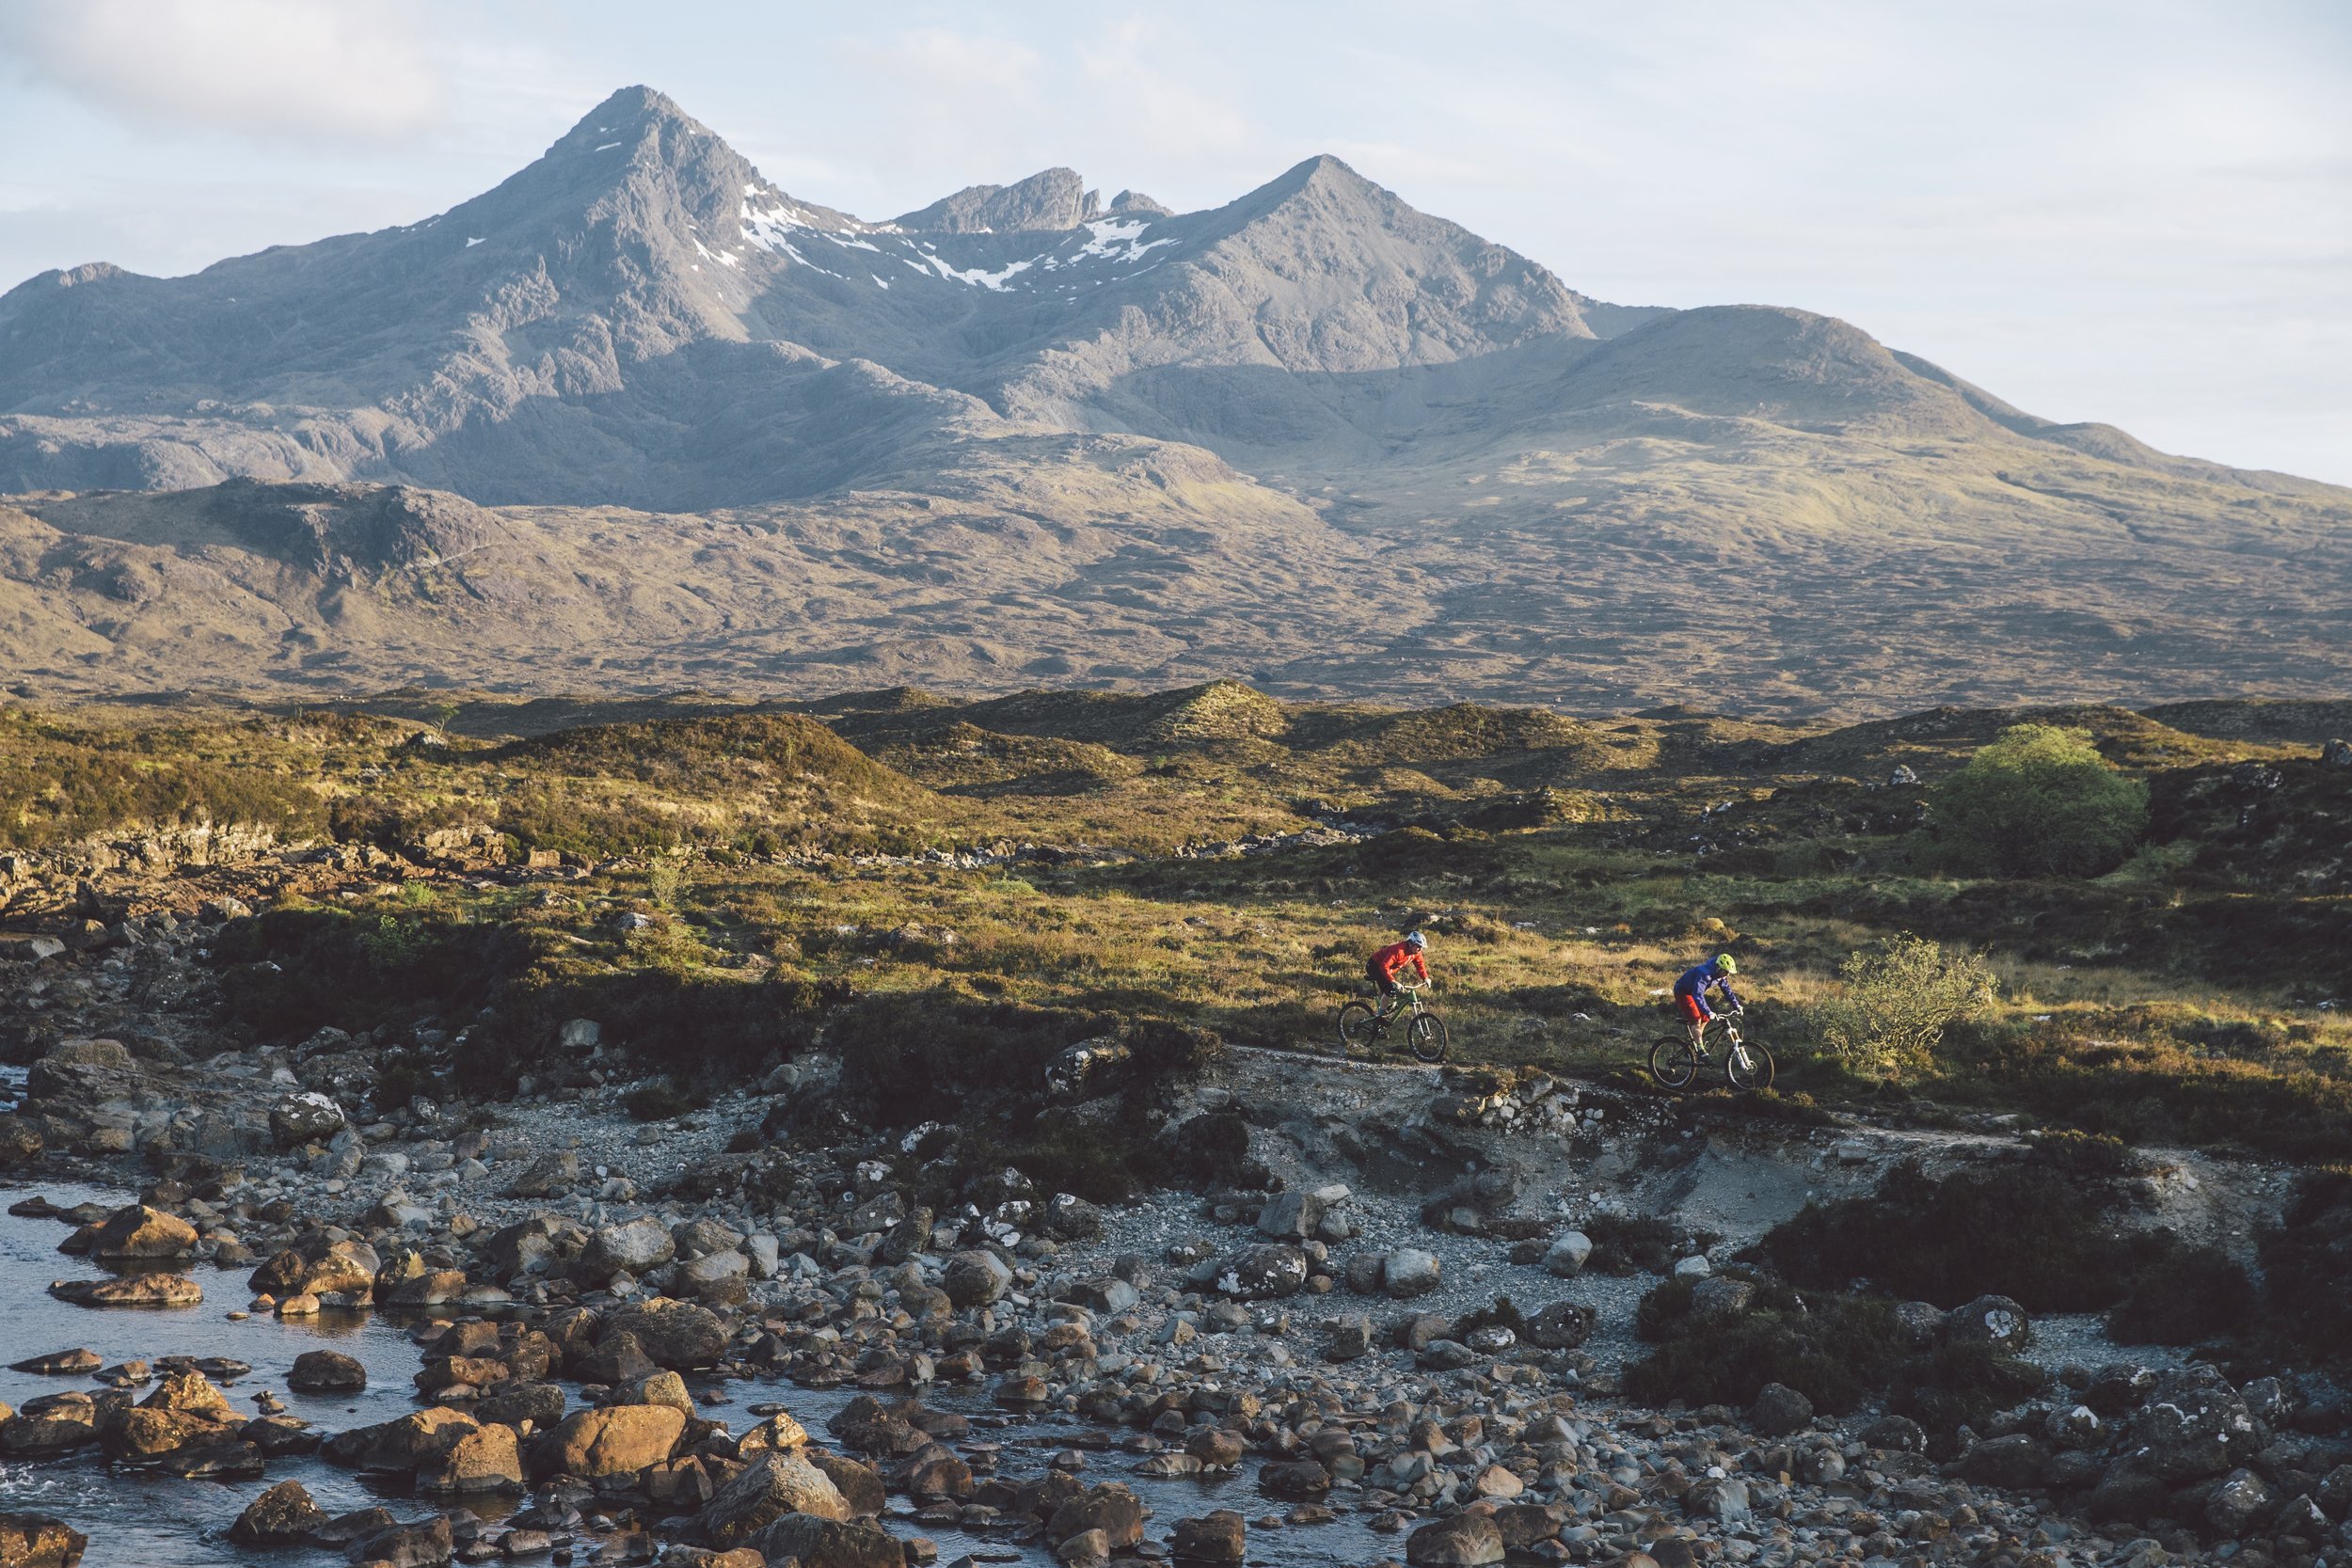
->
xmin=1 ymin=85 xmax=2347 ymax=716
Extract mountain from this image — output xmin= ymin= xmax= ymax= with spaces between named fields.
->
xmin=1 ymin=84 xmax=2347 ymax=716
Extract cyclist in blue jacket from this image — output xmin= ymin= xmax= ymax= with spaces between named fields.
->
xmin=1673 ymin=953 xmax=1743 ymax=1044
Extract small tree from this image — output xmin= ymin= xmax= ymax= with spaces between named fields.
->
xmin=1817 ymin=935 xmax=1998 ymax=1085
xmin=1935 ymin=724 xmax=2149 ymax=878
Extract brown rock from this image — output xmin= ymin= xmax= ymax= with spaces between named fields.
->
xmin=228 ymin=1480 xmax=329 ymax=1546
xmin=246 ymin=1238 xmax=377 ymax=1300
xmin=694 ymin=1449 xmax=852 ymax=1546
xmin=532 ymin=1402 xmax=685 ymax=1481
xmin=0 ymin=1513 xmax=87 ymax=1567
xmin=287 ymin=1350 xmax=366 ymax=1393
xmin=321 ymin=1406 xmax=479 ymax=1472
xmin=1406 ymin=1512 xmax=1506 ymax=1566
xmin=1170 ymin=1510 xmax=1247 ymax=1563
xmin=805 ymin=1449 xmax=887 ymax=1517
xmin=418 ymin=1421 xmax=524 ymax=1495
xmin=1046 ymin=1482 xmax=1145 ymax=1550
xmin=49 ymin=1274 xmax=201 ymax=1307
xmin=746 ymin=1514 xmax=904 ymax=1568
xmin=86 ymin=1204 xmax=197 ymax=1260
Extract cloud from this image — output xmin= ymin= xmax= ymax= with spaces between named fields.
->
xmin=0 ymin=0 xmax=445 ymax=142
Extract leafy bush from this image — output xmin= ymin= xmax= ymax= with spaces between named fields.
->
xmin=1625 ymin=1275 xmax=1905 ymax=1414
xmin=1934 ymin=724 xmax=2150 ymax=877
xmin=214 ymin=905 xmax=539 ymax=1043
xmin=2106 ymin=1243 xmax=2249 ymax=1346
xmin=1769 ymin=1151 xmax=2239 ymax=1325
xmin=2255 ymin=1169 xmax=2352 ymax=1354
xmin=1891 ymin=1341 xmax=2049 ymax=1441
xmin=623 ymin=1077 xmax=705 ymax=1121
xmin=1812 ymin=935 xmax=1997 ymax=1085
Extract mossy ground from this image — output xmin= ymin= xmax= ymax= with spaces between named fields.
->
xmin=6 ymin=685 xmax=2350 ymax=1166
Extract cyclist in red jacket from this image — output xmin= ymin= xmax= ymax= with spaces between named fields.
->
xmin=1366 ymin=931 xmax=1431 ymax=1018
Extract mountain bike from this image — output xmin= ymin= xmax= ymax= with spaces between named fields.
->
xmin=1336 ymin=981 xmax=1450 ymax=1063
xmin=1649 ymin=1011 xmax=1774 ymax=1092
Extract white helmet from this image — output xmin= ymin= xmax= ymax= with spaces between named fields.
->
xmin=1405 ymin=930 xmax=1428 ymax=949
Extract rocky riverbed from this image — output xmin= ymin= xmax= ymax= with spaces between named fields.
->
xmin=2 ymin=888 xmax=2349 ymax=1568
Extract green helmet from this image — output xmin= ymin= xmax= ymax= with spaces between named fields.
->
xmin=1714 ymin=953 xmax=1739 ymax=974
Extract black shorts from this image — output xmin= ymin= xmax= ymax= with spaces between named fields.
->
xmin=1367 ymin=960 xmax=1401 ymax=996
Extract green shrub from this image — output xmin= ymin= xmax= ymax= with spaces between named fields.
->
xmin=623 ymin=1077 xmax=704 ymax=1121
xmin=1812 ymin=934 xmax=1997 ymax=1085
xmin=1934 ymin=724 xmax=2149 ymax=877
xmin=2255 ymin=1170 xmax=2352 ymax=1354
xmin=2106 ymin=1243 xmax=2249 ymax=1346
xmin=1624 ymin=1275 xmax=1904 ymax=1414
xmin=1583 ymin=1214 xmax=1695 ymax=1275
xmin=1892 ymin=1341 xmax=2049 ymax=1440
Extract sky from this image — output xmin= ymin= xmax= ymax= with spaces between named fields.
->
xmin=1 ymin=0 xmax=2347 ymax=483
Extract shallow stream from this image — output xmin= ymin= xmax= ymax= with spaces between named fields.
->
xmin=0 ymin=1177 xmax=1386 ymax=1566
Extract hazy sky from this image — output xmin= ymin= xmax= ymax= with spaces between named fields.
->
xmin=3 ymin=0 xmax=2346 ymax=483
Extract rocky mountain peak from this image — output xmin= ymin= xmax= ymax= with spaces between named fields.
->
xmin=896 ymin=167 xmax=1096 ymax=232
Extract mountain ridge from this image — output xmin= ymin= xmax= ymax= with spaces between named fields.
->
xmin=0 ymin=83 xmax=2345 ymax=714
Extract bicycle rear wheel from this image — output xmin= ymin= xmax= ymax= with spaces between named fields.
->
xmin=1649 ymin=1036 xmax=1699 ymax=1090
xmin=1406 ymin=1011 xmax=1450 ymax=1064
xmin=1726 ymin=1039 xmax=1775 ymax=1092
xmin=1336 ymin=1001 xmax=1382 ymax=1054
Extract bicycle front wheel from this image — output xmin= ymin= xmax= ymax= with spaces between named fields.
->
xmin=1649 ymin=1037 xmax=1699 ymax=1090
xmin=1336 ymin=1001 xmax=1382 ymax=1054
xmin=1406 ymin=1011 xmax=1450 ymax=1064
xmin=1726 ymin=1039 xmax=1775 ymax=1092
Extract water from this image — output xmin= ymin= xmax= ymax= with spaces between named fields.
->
xmin=0 ymin=1180 xmax=1383 ymax=1565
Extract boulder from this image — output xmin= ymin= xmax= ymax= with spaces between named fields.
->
xmin=474 ymin=1382 xmax=566 ymax=1432
xmin=1523 ymin=1300 xmax=1597 ymax=1350
xmin=321 ymin=1407 xmax=479 ymax=1472
xmin=101 ymin=1405 xmax=227 ymax=1460
xmin=600 ymin=1298 xmax=727 ymax=1369
xmin=503 ymin=1150 xmax=580 ymax=1197
xmin=611 ymin=1370 xmax=694 ymax=1415
xmin=268 ymin=1091 xmax=344 ymax=1148
xmin=1406 ymin=1512 xmax=1505 ymax=1566
xmin=0 ymin=1117 xmax=41 ymax=1169
xmin=49 ymin=1274 xmax=201 ymax=1307
xmin=1170 ymin=1510 xmax=1246 ymax=1564
xmin=583 ymin=1217 xmax=675 ymax=1276
xmin=287 ymin=1350 xmax=366 ymax=1393
xmin=1381 ymin=1248 xmax=1441 ymax=1298
xmin=1860 ymin=1415 xmax=1928 ymax=1453
xmin=1255 ymin=1191 xmax=1326 ymax=1242
xmin=532 ymin=1403 xmax=685 ymax=1480
xmin=228 ymin=1480 xmax=329 ymax=1546
xmin=941 ymin=1250 xmax=1013 ymax=1307
xmin=85 ymin=1204 xmax=197 ymax=1260
xmin=1943 ymin=1293 xmax=2031 ymax=1351
xmin=693 ymin=1448 xmax=854 ymax=1545
xmin=736 ymin=1411 xmax=812 ymax=1457
xmin=0 ymin=1397 xmax=100 ymax=1456
xmin=805 ymin=1449 xmax=887 ymax=1517
xmin=2205 ymin=1467 xmax=2274 ymax=1538
xmin=1961 ymin=1433 xmax=2050 ymax=1491
xmin=0 ymin=1513 xmax=87 ymax=1568
xmin=1057 ymin=1528 xmax=1109 ymax=1567
xmin=1690 ymin=1276 xmax=1755 ymax=1317
xmin=345 ymin=1515 xmax=453 ymax=1568
xmin=1041 ymin=1193 xmax=1104 ymax=1242
xmin=1216 ymin=1243 xmax=1307 ymax=1300
xmin=1257 ymin=1459 xmax=1331 ymax=1499
xmin=417 ymin=1421 xmax=524 ymax=1495
xmin=2127 ymin=1364 xmax=2259 ymax=1481
xmin=1045 ymin=1482 xmax=1145 ymax=1549
xmin=247 ymin=1237 xmax=378 ymax=1299
xmin=1325 ymin=1314 xmax=1374 ymax=1362
xmin=1749 ymin=1382 xmax=1814 ymax=1437
xmin=747 ymin=1515 xmax=904 ymax=1568
xmin=1541 ymin=1231 xmax=1593 ymax=1277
